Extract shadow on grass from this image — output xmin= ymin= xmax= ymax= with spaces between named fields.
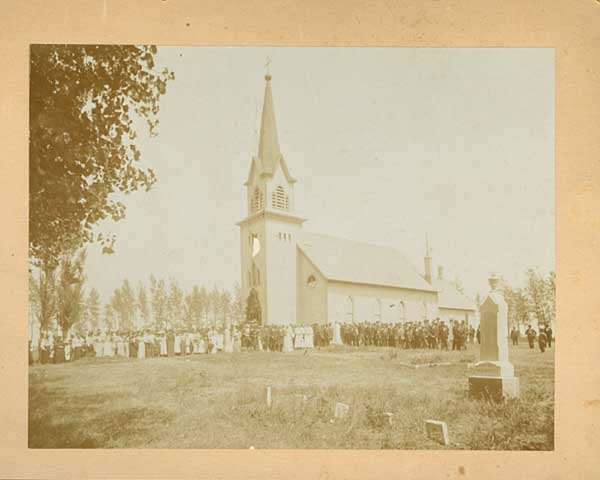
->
xmin=28 ymin=390 xmax=174 ymax=448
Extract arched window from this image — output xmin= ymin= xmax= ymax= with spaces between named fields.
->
xmin=252 ymin=186 xmax=263 ymax=212
xmin=271 ymin=185 xmax=289 ymax=211
xmin=346 ymin=296 xmax=354 ymax=323
xmin=374 ymin=298 xmax=382 ymax=323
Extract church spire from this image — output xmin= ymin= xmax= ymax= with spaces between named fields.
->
xmin=257 ymin=74 xmax=281 ymax=175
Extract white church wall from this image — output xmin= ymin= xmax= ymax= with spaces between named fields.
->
xmin=264 ymin=217 xmax=301 ymax=325
xmin=438 ymin=307 xmax=477 ymax=327
xmin=327 ymin=281 xmax=437 ymax=324
xmin=297 ymin=250 xmax=328 ymax=325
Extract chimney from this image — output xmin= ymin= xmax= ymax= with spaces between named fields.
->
xmin=424 ymin=233 xmax=432 ymax=284
xmin=438 ymin=266 xmax=444 ymax=280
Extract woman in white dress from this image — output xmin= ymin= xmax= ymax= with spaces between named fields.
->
xmin=283 ymin=325 xmax=294 ymax=353
xmin=223 ymin=327 xmax=233 ymax=353
xmin=93 ymin=332 xmax=104 ymax=357
xmin=294 ymin=326 xmax=303 ymax=349
xmin=159 ymin=333 xmax=168 ymax=356
xmin=174 ymin=333 xmax=182 ymax=356
xmin=103 ymin=333 xmax=114 ymax=357
xmin=307 ymin=326 xmax=314 ymax=348
xmin=198 ymin=334 xmax=207 ymax=354
xmin=332 ymin=321 xmax=342 ymax=345
xmin=216 ymin=331 xmax=224 ymax=352
xmin=210 ymin=330 xmax=218 ymax=354
xmin=137 ymin=333 xmax=146 ymax=359
xmin=116 ymin=334 xmax=126 ymax=357
xmin=233 ymin=328 xmax=242 ymax=353
xmin=64 ymin=337 xmax=72 ymax=362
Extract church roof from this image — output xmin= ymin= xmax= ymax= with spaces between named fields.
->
xmin=297 ymin=232 xmax=437 ymax=292
xmin=430 ymin=277 xmax=476 ymax=311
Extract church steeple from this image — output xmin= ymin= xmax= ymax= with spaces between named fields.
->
xmin=257 ymin=74 xmax=281 ymax=175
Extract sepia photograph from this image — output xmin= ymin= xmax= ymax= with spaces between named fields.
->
xmin=28 ymin=46 xmax=555 ymax=450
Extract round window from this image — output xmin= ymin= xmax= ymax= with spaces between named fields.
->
xmin=307 ymin=275 xmax=317 ymax=288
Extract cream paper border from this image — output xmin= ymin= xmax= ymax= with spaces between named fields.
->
xmin=1 ymin=0 xmax=599 ymax=478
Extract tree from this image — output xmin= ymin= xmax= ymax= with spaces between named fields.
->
xmin=55 ymin=250 xmax=86 ymax=338
xmin=86 ymin=287 xmax=101 ymax=331
xmin=220 ymin=290 xmax=232 ymax=327
xmin=183 ymin=291 xmax=194 ymax=329
xmin=525 ymin=268 xmax=554 ymax=327
xmin=103 ymin=304 xmax=116 ymax=332
xmin=29 ymin=45 xmax=175 ymax=267
xmin=150 ymin=275 xmax=168 ymax=328
xmin=209 ymin=285 xmax=221 ymax=327
xmin=503 ymin=285 xmax=529 ymax=330
xmin=30 ymin=264 xmax=57 ymax=337
xmin=245 ymin=288 xmax=261 ymax=325
xmin=231 ymin=283 xmax=244 ymax=326
xmin=199 ymin=286 xmax=209 ymax=326
xmin=188 ymin=285 xmax=203 ymax=326
xmin=167 ymin=279 xmax=184 ymax=328
xmin=546 ymin=270 xmax=556 ymax=325
xmin=111 ymin=279 xmax=136 ymax=331
xmin=137 ymin=281 xmax=150 ymax=328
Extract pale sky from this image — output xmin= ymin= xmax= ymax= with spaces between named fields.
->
xmin=84 ymin=47 xmax=555 ymax=303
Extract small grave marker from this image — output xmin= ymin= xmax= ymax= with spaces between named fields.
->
xmin=424 ymin=419 xmax=449 ymax=446
xmin=383 ymin=412 xmax=394 ymax=426
xmin=333 ymin=402 xmax=350 ymax=419
xmin=266 ymin=386 xmax=272 ymax=408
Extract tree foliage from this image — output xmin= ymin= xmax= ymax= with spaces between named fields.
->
xmin=245 ymin=288 xmax=262 ymax=325
xmin=30 ymin=265 xmax=57 ymax=334
xmin=137 ymin=282 xmax=150 ymax=327
xmin=111 ymin=279 xmax=136 ymax=331
xmin=85 ymin=287 xmax=101 ymax=330
xmin=55 ymin=250 xmax=86 ymax=337
xmin=497 ymin=269 xmax=555 ymax=329
xmin=150 ymin=275 xmax=168 ymax=328
xmin=525 ymin=268 xmax=555 ymax=326
xmin=29 ymin=44 xmax=174 ymax=267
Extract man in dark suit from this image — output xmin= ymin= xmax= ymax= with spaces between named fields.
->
xmin=538 ymin=328 xmax=547 ymax=353
xmin=526 ymin=325 xmax=536 ymax=349
xmin=510 ymin=327 xmax=519 ymax=346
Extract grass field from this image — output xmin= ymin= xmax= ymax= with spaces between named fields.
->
xmin=28 ymin=343 xmax=554 ymax=449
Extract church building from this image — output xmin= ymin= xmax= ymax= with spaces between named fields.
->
xmin=237 ymin=74 xmax=476 ymax=326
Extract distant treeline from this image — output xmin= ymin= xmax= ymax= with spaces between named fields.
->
xmin=30 ymin=249 xmax=243 ymax=337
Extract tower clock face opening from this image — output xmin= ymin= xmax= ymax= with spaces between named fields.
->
xmin=307 ymin=275 xmax=317 ymax=288
xmin=251 ymin=235 xmax=261 ymax=257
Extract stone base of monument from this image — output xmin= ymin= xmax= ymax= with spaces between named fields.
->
xmin=468 ymin=375 xmax=519 ymax=401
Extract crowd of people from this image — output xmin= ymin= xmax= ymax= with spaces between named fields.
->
xmin=339 ymin=319 xmax=476 ymax=350
xmin=30 ymin=324 xmax=312 ymax=365
xmin=511 ymin=324 xmax=553 ymax=353
xmin=29 ymin=317 xmax=552 ymax=365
